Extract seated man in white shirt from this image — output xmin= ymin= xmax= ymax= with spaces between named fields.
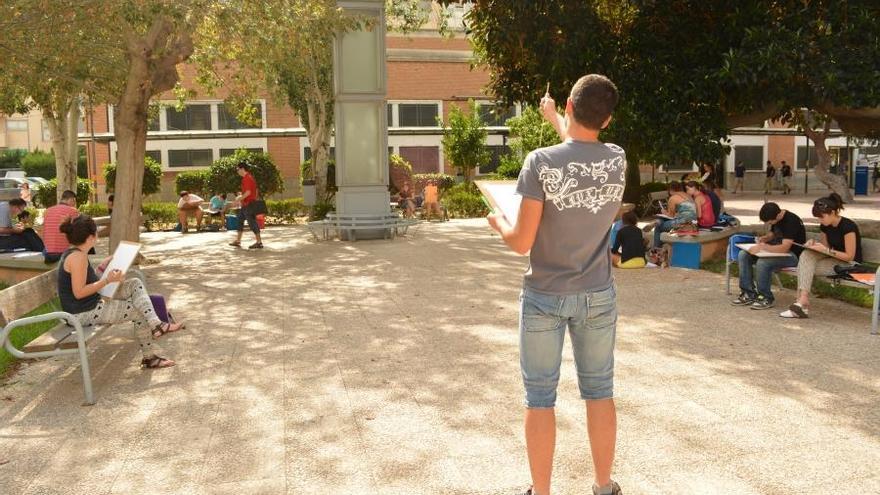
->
xmin=177 ymin=191 xmax=204 ymax=233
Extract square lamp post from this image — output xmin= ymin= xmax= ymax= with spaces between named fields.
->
xmin=334 ymin=0 xmax=390 ymax=239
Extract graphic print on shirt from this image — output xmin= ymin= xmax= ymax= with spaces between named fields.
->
xmin=538 ymin=153 xmax=626 ymax=213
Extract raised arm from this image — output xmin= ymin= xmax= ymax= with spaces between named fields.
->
xmin=540 ymin=94 xmax=568 ymax=142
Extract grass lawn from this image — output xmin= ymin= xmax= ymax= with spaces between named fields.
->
xmin=702 ymin=258 xmax=875 ymax=308
xmin=0 ymin=282 xmax=63 ymax=377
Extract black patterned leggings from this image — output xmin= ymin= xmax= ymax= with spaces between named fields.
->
xmin=73 ymin=279 xmax=161 ymax=357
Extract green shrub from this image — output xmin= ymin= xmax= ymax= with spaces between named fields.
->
xmin=175 ymin=170 xmax=210 ymax=195
xmin=496 ymin=154 xmax=524 ymax=179
xmin=209 ymin=149 xmax=284 ymax=198
xmin=21 ymin=150 xmax=56 ymax=179
xmin=266 ymin=198 xmax=306 ymax=225
xmin=103 ymin=157 xmax=163 ymax=195
xmin=440 ymin=100 xmax=490 ymax=180
xmin=0 ymin=149 xmax=27 ymax=170
xmin=412 ymin=173 xmax=456 ymax=195
xmin=310 ymin=201 xmax=335 ymax=221
xmin=441 ymin=182 xmax=489 ymax=218
xmin=33 ymin=178 xmax=92 ymax=208
xmin=496 ymin=106 xmax=562 ymax=179
xmin=79 ymin=203 xmax=109 ymax=217
xmin=141 ymin=202 xmax=178 ymax=232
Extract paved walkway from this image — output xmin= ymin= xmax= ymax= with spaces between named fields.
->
xmin=1 ymin=220 xmax=879 ymax=494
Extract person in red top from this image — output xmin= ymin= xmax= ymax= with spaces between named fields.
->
xmin=230 ymin=162 xmax=263 ymax=249
xmin=43 ymin=189 xmax=80 ymax=262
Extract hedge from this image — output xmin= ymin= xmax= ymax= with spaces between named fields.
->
xmin=103 ymin=157 xmax=163 ymax=196
xmin=33 ymin=178 xmax=92 ymax=208
xmin=441 ymin=182 xmax=489 ymax=218
xmin=175 ymin=170 xmax=210 ymax=195
xmin=208 ymin=149 xmax=283 ymax=197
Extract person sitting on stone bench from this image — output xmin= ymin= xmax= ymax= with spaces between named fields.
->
xmin=0 ymin=198 xmax=44 ymax=252
xmin=780 ymin=193 xmax=863 ymax=319
xmin=643 ymin=181 xmax=697 ymax=248
xmin=685 ymin=181 xmax=716 ymax=229
xmin=58 ymin=214 xmax=183 ymax=369
xmin=731 ymin=202 xmax=806 ymax=310
xmin=177 ymin=191 xmax=204 ymax=233
xmin=43 ymin=189 xmax=82 ymax=263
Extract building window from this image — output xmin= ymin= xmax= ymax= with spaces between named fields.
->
xmin=41 ymin=120 xmax=51 ymax=141
xmin=734 ymin=146 xmax=764 ymax=171
xmin=399 ymin=146 xmax=440 ymax=174
xmin=796 ymin=146 xmax=819 ymax=170
xmin=220 ymin=148 xmax=264 ymax=158
xmin=387 ymin=104 xmax=393 ymax=127
xmin=479 ymin=145 xmax=509 ymax=174
xmin=6 ymin=120 xmax=27 ymax=132
xmin=168 ymin=149 xmax=214 ymax=168
xmin=303 ymin=147 xmax=336 ymax=162
xmin=398 ymin=103 xmax=439 ymax=127
xmin=166 ymin=104 xmax=212 ymax=131
xmin=478 ymin=103 xmax=516 ymax=127
xmin=147 ymin=115 xmax=160 ymax=132
xmin=218 ymin=103 xmax=262 ymax=130
xmin=145 ymin=150 xmax=162 ymax=164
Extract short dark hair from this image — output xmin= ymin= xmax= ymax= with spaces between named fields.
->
xmin=237 ymin=161 xmax=249 ymax=170
xmin=622 ymin=211 xmax=638 ymax=226
xmin=59 ymin=214 xmax=97 ymax=245
xmin=8 ymin=198 xmax=26 ymax=208
xmin=569 ymin=74 xmax=618 ymax=130
xmin=812 ymin=193 xmax=844 ymax=217
xmin=108 ymin=194 xmax=114 ymax=202
xmin=759 ymin=202 xmax=781 ymax=222
xmin=61 ymin=190 xmax=77 ymax=201
xmin=180 ymin=191 xmax=189 ymax=197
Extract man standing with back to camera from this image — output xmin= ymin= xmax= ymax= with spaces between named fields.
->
xmin=488 ymin=74 xmax=625 ymax=495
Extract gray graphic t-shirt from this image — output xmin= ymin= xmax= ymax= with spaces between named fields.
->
xmin=516 ymin=140 xmax=626 ymax=295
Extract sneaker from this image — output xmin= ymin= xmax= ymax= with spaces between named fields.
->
xmin=780 ymin=302 xmax=809 ymax=318
xmin=731 ymin=292 xmax=756 ymax=306
xmin=750 ymin=296 xmax=775 ymax=310
xmin=593 ymin=480 xmax=623 ymax=495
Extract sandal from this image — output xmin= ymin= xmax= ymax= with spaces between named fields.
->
xmin=141 ymin=355 xmax=175 ymax=369
xmin=151 ymin=321 xmax=185 ymax=339
xmin=248 ymin=242 xmax=264 ymax=249
xmin=228 ymin=241 xmax=241 ymax=247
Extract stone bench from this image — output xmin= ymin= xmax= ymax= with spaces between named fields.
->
xmin=660 ymin=227 xmax=742 ymax=269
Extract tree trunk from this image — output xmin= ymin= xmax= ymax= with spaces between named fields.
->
xmin=623 ymin=152 xmax=641 ymax=204
xmin=110 ymin=19 xmax=193 ymax=252
xmin=305 ymin=81 xmax=332 ymax=203
xmin=44 ymin=99 xmax=80 ymax=203
xmin=804 ymin=126 xmax=853 ymax=201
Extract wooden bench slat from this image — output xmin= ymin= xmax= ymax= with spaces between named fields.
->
xmin=0 ymin=269 xmax=58 ymax=326
xmin=21 ymin=323 xmax=101 ymax=353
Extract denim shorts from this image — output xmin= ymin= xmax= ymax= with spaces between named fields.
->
xmin=519 ymin=285 xmax=617 ymax=408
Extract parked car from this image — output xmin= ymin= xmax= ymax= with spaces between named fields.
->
xmin=27 ymin=177 xmax=49 ymax=187
xmin=0 ymin=176 xmax=31 ymax=202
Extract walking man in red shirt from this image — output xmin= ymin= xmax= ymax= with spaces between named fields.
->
xmin=229 ymin=162 xmax=263 ymax=249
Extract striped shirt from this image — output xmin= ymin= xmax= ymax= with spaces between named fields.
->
xmin=43 ymin=204 xmax=79 ymax=254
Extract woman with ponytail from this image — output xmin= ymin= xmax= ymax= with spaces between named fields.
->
xmin=780 ymin=193 xmax=863 ymax=318
xmin=57 ymin=215 xmax=182 ymax=368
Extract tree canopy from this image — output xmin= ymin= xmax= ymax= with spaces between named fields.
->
xmin=450 ymin=1 xmax=880 ymax=198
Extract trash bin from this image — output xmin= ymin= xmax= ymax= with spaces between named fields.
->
xmin=302 ymin=179 xmax=316 ymax=206
xmin=855 ymin=166 xmax=869 ymax=196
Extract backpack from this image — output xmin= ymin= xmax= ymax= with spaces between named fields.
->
xmin=149 ymin=294 xmax=176 ymax=323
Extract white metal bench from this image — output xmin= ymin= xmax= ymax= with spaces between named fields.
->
xmin=308 ymin=213 xmax=419 ymax=241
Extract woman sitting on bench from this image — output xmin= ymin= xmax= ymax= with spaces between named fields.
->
xmin=58 ymin=215 xmax=183 ymax=369
xmin=779 ymin=193 xmax=863 ymax=319
xmin=644 ymin=181 xmax=697 ymax=248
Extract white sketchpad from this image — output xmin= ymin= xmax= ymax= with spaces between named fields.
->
xmin=735 ymin=243 xmax=793 ymax=258
xmin=98 ymin=241 xmax=141 ymax=297
xmin=475 ymin=180 xmax=522 ymax=226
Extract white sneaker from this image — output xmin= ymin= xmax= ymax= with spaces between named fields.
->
xmin=780 ymin=303 xmax=809 ymax=319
